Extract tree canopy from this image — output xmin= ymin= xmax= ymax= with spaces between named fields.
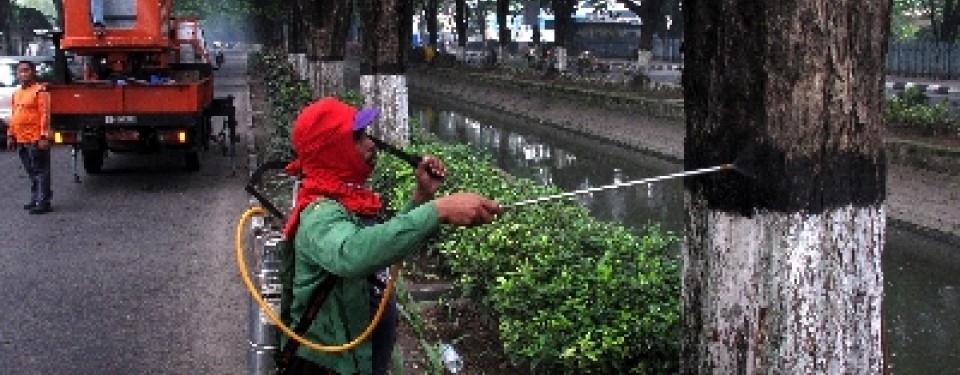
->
xmin=892 ymin=0 xmax=960 ymax=42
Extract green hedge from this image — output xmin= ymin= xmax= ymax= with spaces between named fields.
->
xmin=886 ymin=87 xmax=958 ymax=136
xmin=371 ymin=131 xmax=681 ymax=374
xmin=248 ymin=49 xmax=314 ymax=160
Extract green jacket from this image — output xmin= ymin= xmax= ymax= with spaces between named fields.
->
xmin=289 ymin=198 xmax=440 ymax=374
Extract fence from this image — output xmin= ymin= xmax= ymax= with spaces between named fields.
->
xmin=574 ymin=39 xmax=960 ymax=76
xmin=887 ymin=41 xmax=960 ymax=79
xmin=652 ymin=37 xmax=683 ymax=62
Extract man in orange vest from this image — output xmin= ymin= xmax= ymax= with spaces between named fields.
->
xmin=6 ymin=61 xmax=52 ymax=214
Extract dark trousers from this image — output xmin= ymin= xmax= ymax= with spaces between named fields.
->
xmin=287 ymin=295 xmax=398 ymax=375
xmin=371 ymin=294 xmax=398 ymax=375
xmin=18 ymin=144 xmax=52 ymax=205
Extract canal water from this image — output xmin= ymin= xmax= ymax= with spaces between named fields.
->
xmin=409 ymin=100 xmax=960 ymax=374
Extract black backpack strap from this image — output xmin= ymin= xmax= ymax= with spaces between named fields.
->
xmin=276 ymin=274 xmax=341 ymax=370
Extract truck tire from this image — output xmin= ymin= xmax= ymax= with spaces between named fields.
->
xmin=185 ymin=151 xmax=200 ymax=171
xmin=82 ymin=150 xmax=104 ymax=173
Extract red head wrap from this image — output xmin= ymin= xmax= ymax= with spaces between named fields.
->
xmin=282 ymin=97 xmax=382 ymax=238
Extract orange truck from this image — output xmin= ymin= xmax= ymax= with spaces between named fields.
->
xmin=46 ymin=0 xmax=235 ymax=176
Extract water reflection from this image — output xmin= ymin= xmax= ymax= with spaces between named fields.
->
xmin=411 ymin=101 xmax=960 ymax=374
xmin=883 ymin=226 xmax=960 ymax=374
xmin=417 ymin=106 xmax=685 ymax=234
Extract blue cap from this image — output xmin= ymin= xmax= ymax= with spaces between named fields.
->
xmin=354 ymin=108 xmax=380 ymax=131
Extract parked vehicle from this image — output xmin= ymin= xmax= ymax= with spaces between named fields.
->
xmin=46 ymin=0 xmax=236 ymax=174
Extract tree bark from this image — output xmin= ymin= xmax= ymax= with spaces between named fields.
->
xmin=941 ymin=0 xmax=960 ymax=42
xmin=251 ymin=0 xmax=281 ymax=45
xmin=550 ymin=0 xmax=576 ymax=48
xmin=357 ymin=0 xmax=411 ymax=146
xmin=682 ymin=1 xmax=889 ymax=373
xmin=309 ymin=0 xmax=352 ymax=97
xmin=427 ymin=0 xmax=439 ymax=47
xmin=550 ymin=0 xmax=576 ymax=71
xmin=456 ymin=0 xmax=467 ymax=50
xmin=0 ymin=0 xmax=11 ymax=55
xmin=617 ymin=0 xmax=667 ymax=51
xmin=497 ymin=0 xmax=510 ymax=58
xmin=287 ymin=0 xmax=306 ymax=53
xmin=664 ymin=0 xmax=683 ymax=38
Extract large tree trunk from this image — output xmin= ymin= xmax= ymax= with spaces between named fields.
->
xmin=288 ymin=0 xmax=306 ymax=53
xmin=528 ymin=0 xmax=541 ymax=46
xmin=287 ymin=0 xmax=310 ymax=80
xmin=427 ymin=0 xmax=439 ymax=48
xmin=941 ymin=0 xmax=960 ymax=42
xmin=251 ymin=0 xmax=281 ymax=46
xmin=664 ymin=0 xmax=683 ymax=38
xmin=682 ymin=1 xmax=889 ymax=374
xmin=310 ymin=0 xmax=352 ymax=98
xmin=456 ymin=0 xmax=467 ymax=60
xmin=550 ymin=0 xmax=576 ymax=71
xmin=497 ymin=0 xmax=510 ymax=63
xmin=616 ymin=0 xmax=667 ymax=51
xmin=357 ymin=0 xmax=411 ymax=146
xmin=0 ymin=0 xmax=11 ymax=55
xmin=638 ymin=0 xmax=666 ymax=51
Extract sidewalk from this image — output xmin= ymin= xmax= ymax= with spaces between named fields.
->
xmin=885 ymin=75 xmax=960 ymax=94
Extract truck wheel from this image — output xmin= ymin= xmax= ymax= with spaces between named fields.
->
xmin=185 ymin=151 xmax=201 ymax=171
xmin=82 ymin=150 xmax=104 ymax=173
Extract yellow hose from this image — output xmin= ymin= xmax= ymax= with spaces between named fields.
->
xmin=236 ymin=206 xmax=400 ymax=353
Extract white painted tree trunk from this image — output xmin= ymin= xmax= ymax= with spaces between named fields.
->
xmin=287 ymin=53 xmax=307 ymax=80
xmin=359 ymin=74 xmax=409 ymax=146
xmin=297 ymin=54 xmax=308 ymax=81
xmin=314 ymin=61 xmax=344 ymax=98
xmin=307 ymin=61 xmax=318 ymax=95
xmin=555 ymin=46 xmax=567 ymax=71
xmin=683 ymin=198 xmax=886 ymax=374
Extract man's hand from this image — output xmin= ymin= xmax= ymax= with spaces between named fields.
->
xmin=37 ymin=138 xmax=50 ymax=150
xmin=412 ymin=155 xmax=446 ymax=204
xmin=434 ymin=193 xmax=503 ymax=226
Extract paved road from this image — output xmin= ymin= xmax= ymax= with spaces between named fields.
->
xmin=0 ymin=49 xmax=252 ymax=374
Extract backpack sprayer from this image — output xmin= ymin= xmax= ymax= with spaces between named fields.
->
xmin=237 ymin=136 xmax=746 ymax=373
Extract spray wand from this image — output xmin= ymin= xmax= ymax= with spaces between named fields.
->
xmin=503 ymin=160 xmax=751 ymax=209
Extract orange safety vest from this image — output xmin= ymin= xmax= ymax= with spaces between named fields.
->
xmin=9 ymin=83 xmax=49 ymax=143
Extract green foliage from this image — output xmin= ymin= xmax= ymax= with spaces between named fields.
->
xmin=338 ymin=89 xmax=365 ymax=107
xmin=249 ymin=50 xmax=391 ymax=160
xmin=898 ymin=86 xmax=930 ymax=106
xmin=891 ymin=0 xmax=924 ymax=40
xmin=173 ymin=0 xmax=253 ymax=18
xmin=249 ymin=48 xmax=314 ymax=160
xmin=886 ymin=87 xmax=959 ymax=135
xmin=371 ymin=126 xmax=682 ymax=374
